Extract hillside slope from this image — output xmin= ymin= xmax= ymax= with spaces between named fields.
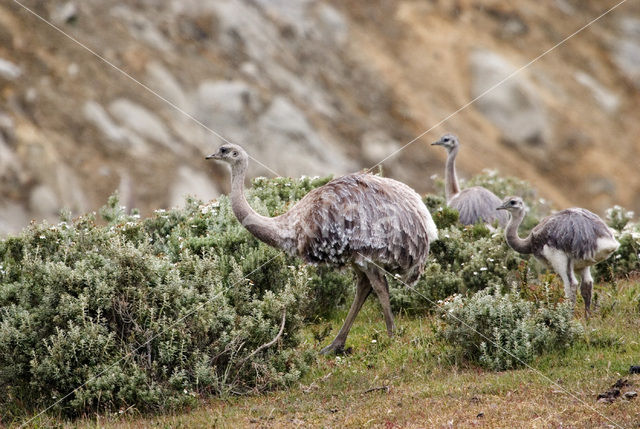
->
xmin=0 ymin=0 xmax=638 ymax=234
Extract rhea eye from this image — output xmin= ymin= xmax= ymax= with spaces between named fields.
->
xmin=443 ymin=137 xmax=450 ymax=142
xmin=220 ymin=147 xmax=228 ymax=154
xmin=510 ymin=200 xmax=516 ymax=205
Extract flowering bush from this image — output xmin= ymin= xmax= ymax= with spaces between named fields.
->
xmin=594 ymin=207 xmax=640 ymax=282
xmin=390 ymin=208 xmax=525 ymax=314
xmin=438 ymin=285 xmax=583 ymax=370
xmin=0 ymin=177 xmax=348 ymax=419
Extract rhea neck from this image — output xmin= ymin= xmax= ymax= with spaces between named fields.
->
xmin=503 ymin=208 xmax=532 ymax=254
xmin=444 ymin=146 xmax=460 ymax=202
xmin=229 ymin=158 xmax=282 ymax=248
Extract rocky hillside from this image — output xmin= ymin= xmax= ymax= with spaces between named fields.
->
xmin=1 ymin=0 xmax=639 ymax=234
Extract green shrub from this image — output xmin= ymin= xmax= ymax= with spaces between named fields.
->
xmin=438 ymin=285 xmax=583 ymax=371
xmin=0 ymin=176 xmax=352 ymax=419
xmin=592 ymin=207 xmax=639 ymax=282
xmin=593 ymin=229 xmax=640 ymax=283
xmin=604 ymin=205 xmax=634 ymax=233
xmin=389 ymin=220 xmax=525 ymax=314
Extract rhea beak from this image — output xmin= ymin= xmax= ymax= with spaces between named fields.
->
xmin=431 ymin=140 xmax=443 ymax=146
xmin=496 ymin=203 xmax=507 ymax=211
xmin=205 ymin=151 xmax=222 ymax=160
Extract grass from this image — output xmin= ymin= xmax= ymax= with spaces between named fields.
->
xmin=20 ymin=280 xmax=640 ymax=428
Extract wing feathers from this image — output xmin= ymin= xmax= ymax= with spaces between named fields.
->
xmin=283 ymin=173 xmax=435 ymax=284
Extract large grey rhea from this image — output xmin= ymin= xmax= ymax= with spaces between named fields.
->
xmin=432 ymin=134 xmax=508 ymax=227
xmin=206 ymin=144 xmax=438 ymax=354
xmin=497 ymin=196 xmax=619 ymax=316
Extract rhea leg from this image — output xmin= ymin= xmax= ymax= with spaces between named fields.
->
xmin=364 ymin=267 xmax=395 ymax=337
xmin=578 ymin=266 xmax=593 ymax=318
xmin=320 ymin=270 xmax=372 ymax=355
xmin=546 ymin=249 xmax=578 ymax=308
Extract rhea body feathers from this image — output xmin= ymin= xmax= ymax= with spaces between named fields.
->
xmin=432 ymin=134 xmax=508 ymax=227
xmin=207 ymin=143 xmax=437 ymax=353
xmin=498 ymin=196 xmax=619 ymax=316
xmin=279 ymin=173 xmax=437 ymax=283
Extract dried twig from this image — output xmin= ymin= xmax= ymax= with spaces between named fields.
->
xmin=245 ymin=309 xmax=287 ymax=361
xmin=363 ymin=385 xmax=390 ymax=394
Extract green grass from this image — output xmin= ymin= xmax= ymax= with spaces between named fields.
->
xmin=19 ymin=280 xmax=640 ymax=428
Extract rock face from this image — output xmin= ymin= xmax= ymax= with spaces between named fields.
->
xmin=470 ymin=49 xmax=548 ymax=146
xmin=612 ymin=17 xmax=640 ymax=88
xmin=169 ymin=166 xmax=220 ymax=208
xmin=574 ymin=71 xmax=620 ymax=114
xmin=0 ymin=58 xmax=21 ymax=81
xmin=108 ymin=99 xmax=174 ymax=151
xmin=1 ymin=0 xmax=640 ymax=234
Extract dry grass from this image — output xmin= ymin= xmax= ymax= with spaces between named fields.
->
xmin=22 ymin=280 xmax=640 ymax=428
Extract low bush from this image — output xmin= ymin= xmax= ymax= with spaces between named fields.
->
xmin=0 ymin=176 xmax=352 ymax=419
xmin=593 ymin=206 xmax=640 ymax=282
xmin=390 ymin=210 xmax=525 ymax=314
xmin=438 ymin=285 xmax=583 ymax=370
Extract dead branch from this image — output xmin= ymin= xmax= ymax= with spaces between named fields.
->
xmin=363 ymin=385 xmax=390 ymax=394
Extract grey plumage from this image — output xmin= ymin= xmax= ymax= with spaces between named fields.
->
xmin=288 ymin=173 xmax=436 ymax=284
xmin=529 ymin=208 xmax=615 ymax=262
xmin=432 ymin=134 xmax=508 ymax=227
xmin=450 ymin=186 xmax=508 ymax=227
xmin=207 ymin=144 xmax=437 ymax=353
xmin=497 ymin=196 xmax=619 ymax=316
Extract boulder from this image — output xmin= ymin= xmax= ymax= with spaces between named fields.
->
xmin=470 ymin=49 xmax=548 ymax=146
xmin=110 ymin=6 xmax=171 ymax=51
xmin=0 ymin=58 xmax=21 ymax=81
xmin=50 ymin=2 xmax=78 ymax=25
xmin=169 ymin=165 xmax=220 ymax=208
xmin=256 ymin=96 xmax=354 ymax=176
xmin=109 ymin=99 xmax=174 ymax=150
xmin=195 ymin=79 xmax=260 ymax=144
xmin=0 ymin=201 xmax=29 ymax=236
xmin=145 ymin=61 xmax=189 ymax=111
xmin=55 ymin=164 xmax=88 ymax=214
xmin=612 ymin=18 xmax=640 ymax=89
xmin=29 ymin=185 xmax=60 ymax=219
xmin=314 ymin=3 xmax=348 ymax=46
xmin=83 ymin=101 xmax=150 ymax=155
xmin=574 ymin=71 xmax=619 ymax=114
xmin=0 ymin=136 xmax=22 ymax=181
xmin=360 ymin=130 xmax=402 ymax=164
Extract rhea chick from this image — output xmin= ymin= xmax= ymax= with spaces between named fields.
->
xmin=497 ymin=196 xmax=619 ymax=316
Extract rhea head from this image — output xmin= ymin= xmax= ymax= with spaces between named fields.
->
xmin=205 ymin=144 xmax=247 ymax=168
xmin=496 ymin=196 xmax=526 ymax=213
xmin=431 ymin=133 xmax=460 ymax=152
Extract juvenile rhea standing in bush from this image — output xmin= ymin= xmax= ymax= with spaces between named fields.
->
xmin=497 ymin=196 xmax=619 ymax=316
xmin=207 ymin=144 xmax=438 ymax=354
xmin=432 ymin=134 xmax=508 ymax=227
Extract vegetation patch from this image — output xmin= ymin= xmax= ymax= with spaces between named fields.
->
xmin=1 ymin=171 xmax=639 ymax=424
xmin=0 ymin=177 xmax=349 ymax=419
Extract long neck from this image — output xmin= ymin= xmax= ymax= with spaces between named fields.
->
xmin=230 ymin=161 xmax=283 ymax=249
xmin=504 ymin=209 xmax=533 ymax=254
xmin=444 ymin=147 xmax=460 ymax=202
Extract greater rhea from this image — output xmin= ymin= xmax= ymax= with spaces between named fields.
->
xmin=207 ymin=144 xmax=438 ymax=354
xmin=497 ymin=196 xmax=619 ymax=316
xmin=432 ymin=134 xmax=508 ymax=227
